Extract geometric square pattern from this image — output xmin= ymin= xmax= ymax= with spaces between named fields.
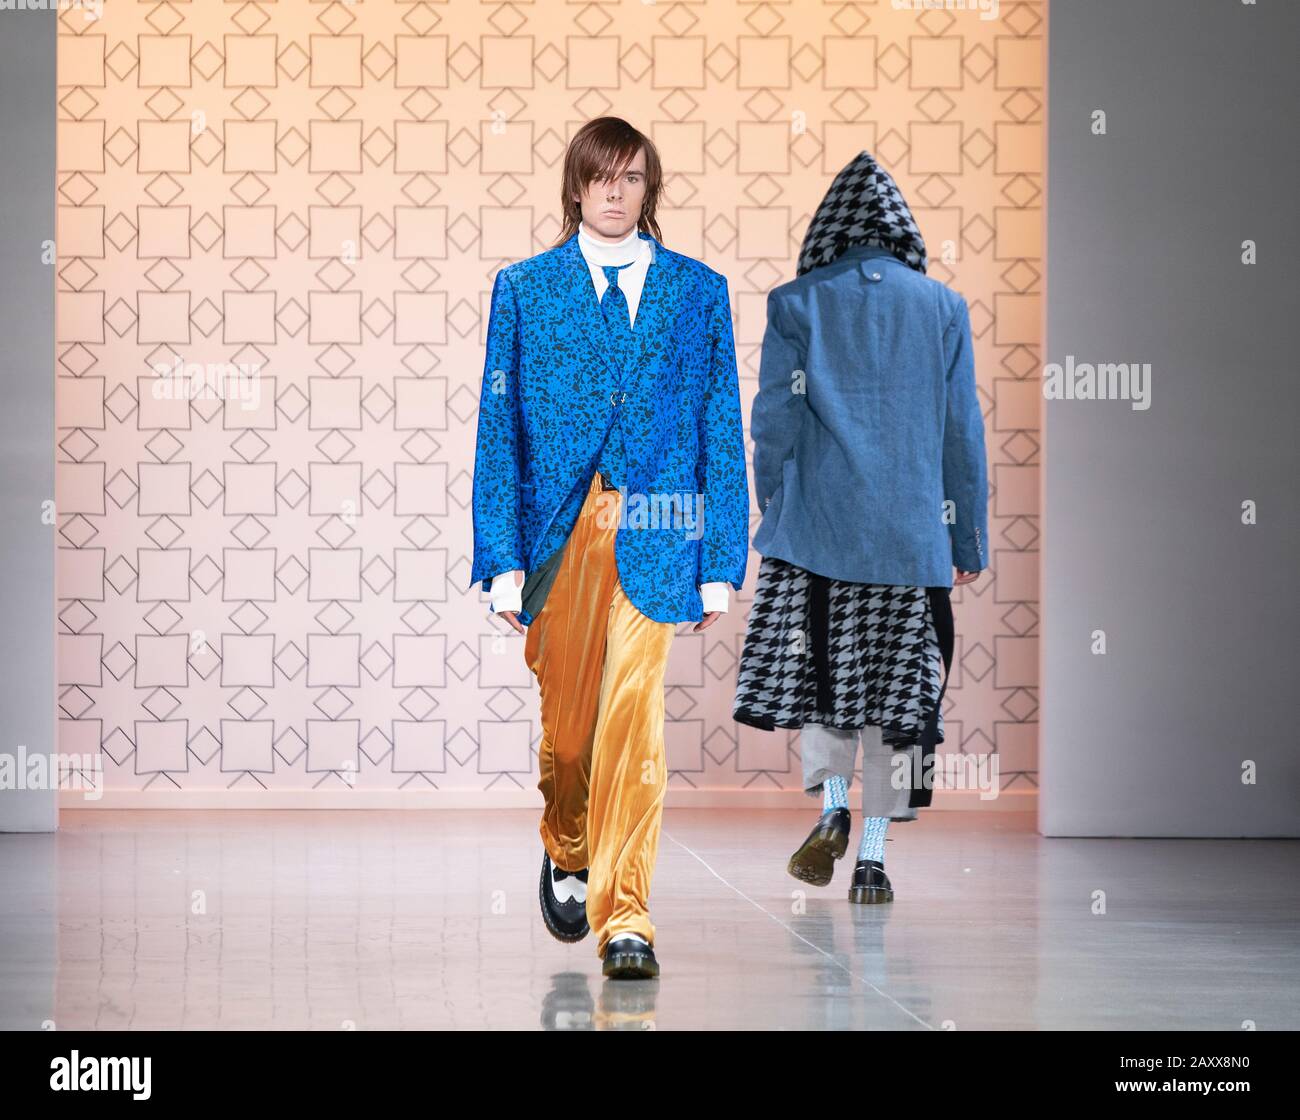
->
xmin=55 ymin=1 xmax=1043 ymax=795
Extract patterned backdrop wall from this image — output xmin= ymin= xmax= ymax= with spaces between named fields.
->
xmin=53 ymin=0 xmax=1043 ymax=802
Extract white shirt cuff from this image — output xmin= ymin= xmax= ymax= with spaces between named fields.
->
xmin=489 ymin=569 xmax=523 ymax=614
xmin=700 ymin=581 xmax=730 ymax=613
xmin=494 ymin=572 xmax=725 ymax=615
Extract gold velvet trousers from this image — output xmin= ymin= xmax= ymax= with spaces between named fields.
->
xmin=524 ymin=471 xmax=677 ymax=957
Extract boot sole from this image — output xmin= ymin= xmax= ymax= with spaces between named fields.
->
xmin=602 ymin=952 xmax=660 ymax=979
xmin=847 ymin=885 xmax=894 ymax=904
xmin=786 ymin=826 xmax=849 ymax=887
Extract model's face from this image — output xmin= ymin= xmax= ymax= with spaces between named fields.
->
xmin=575 ymin=147 xmax=647 ymax=242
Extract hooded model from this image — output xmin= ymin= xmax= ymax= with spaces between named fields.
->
xmin=733 ymin=150 xmax=989 ymax=901
xmin=469 ymin=117 xmax=749 ymax=978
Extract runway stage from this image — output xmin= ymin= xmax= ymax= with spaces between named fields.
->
xmin=2 ymin=809 xmax=1297 ymax=1031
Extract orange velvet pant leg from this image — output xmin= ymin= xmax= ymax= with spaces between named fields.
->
xmin=524 ymin=471 xmax=676 ymax=957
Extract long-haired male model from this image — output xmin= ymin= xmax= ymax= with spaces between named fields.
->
xmin=469 ymin=117 xmax=749 ymax=978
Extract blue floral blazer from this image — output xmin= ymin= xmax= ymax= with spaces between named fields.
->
xmin=469 ymin=230 xmax=750 ymax=624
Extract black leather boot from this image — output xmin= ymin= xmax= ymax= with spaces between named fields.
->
xmin=786 ymin=806 xmax=850 ymax=886
xmin=847 ymin=858 xmax=894 ymax=904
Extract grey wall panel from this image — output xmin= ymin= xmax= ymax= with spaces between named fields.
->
xmin=1042 ymin=0 xmax=1299 ymax=835
xmin=0 ymin=11 xmax=57 ymax=833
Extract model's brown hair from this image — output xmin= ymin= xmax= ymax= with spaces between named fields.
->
xmin=553 ymin=116 xmax=664 ymax=246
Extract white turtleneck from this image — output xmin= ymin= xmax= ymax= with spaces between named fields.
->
xmin=488 ymin=219 xmax=731 ymax=617
xmin=576 ymin=220 xmax=652 ymax=324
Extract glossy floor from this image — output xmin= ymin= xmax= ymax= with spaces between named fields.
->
xmin=2 ymin=809 xmax=1297 ymax=1030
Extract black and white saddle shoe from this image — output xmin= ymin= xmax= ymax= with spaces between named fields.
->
xmin=786 ymin=807 xmax=851 ymax=887
xmin=847 ymin=858 xmax=894 ymax=904
xmin=601 ymin=936 xmax=659 ymax=980
xmin=539 ymin=851 xmax=589 ymax=942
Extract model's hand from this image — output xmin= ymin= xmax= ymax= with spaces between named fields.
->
xmin=693 ymin=611 xmax=721 ymax=632
xmin=489 ymin=569 xmax=525 ymax=633
xmin=496 ymin=610 xmax=525 ymax=635
xmin=953 ymin=568 xmax=979 ymax=586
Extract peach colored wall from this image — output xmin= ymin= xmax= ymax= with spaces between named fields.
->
xmin=54 ymin=0 xmax=1042 ymax=800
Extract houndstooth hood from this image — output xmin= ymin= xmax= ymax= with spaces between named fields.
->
xmin=796 ymin=150 xmax=928 ymax=277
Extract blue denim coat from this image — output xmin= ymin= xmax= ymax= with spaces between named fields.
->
xmin=750 ymin=243 xmax=988 ymax=585
xmin=469 ymin=231 xmax=750 ymax=623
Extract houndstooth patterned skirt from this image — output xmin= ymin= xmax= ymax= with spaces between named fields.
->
xmin=732 ymin=554 xmax=945 ymax=749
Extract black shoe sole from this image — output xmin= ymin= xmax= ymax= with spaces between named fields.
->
xmin=847 ymin=884 xmax=894 ymax=904
xmin=787 ymin=823 xmax=850 ymax=887
xmin=539 ymin=858 xmax=589 ymax=943
xmin=602 ymin=950 xmax=660 ymax=979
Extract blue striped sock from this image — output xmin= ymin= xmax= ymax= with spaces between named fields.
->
xmin=822 ymin=775 xmax=848 ymax=812
xmin=857 ymin=816 xmax=889 ymax=863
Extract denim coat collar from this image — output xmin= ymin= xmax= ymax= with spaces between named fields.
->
xmin=838 ymin=243 xmax=900 ymax=262
xmin=818 ymin=242 xmax=908 ymax=283
xmin=560 ymin=229 xmax=681 ymax=385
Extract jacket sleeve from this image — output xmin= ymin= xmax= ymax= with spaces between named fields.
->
xmin=470 ymin=268 xmax=526 ymax=593
xmin=750 ymin=288 xmax=808 ymax=513
xmin=697 ymin=273 xmax=750 ymax=591
xmin=941 ymin=297 xmax=989 ymax=573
